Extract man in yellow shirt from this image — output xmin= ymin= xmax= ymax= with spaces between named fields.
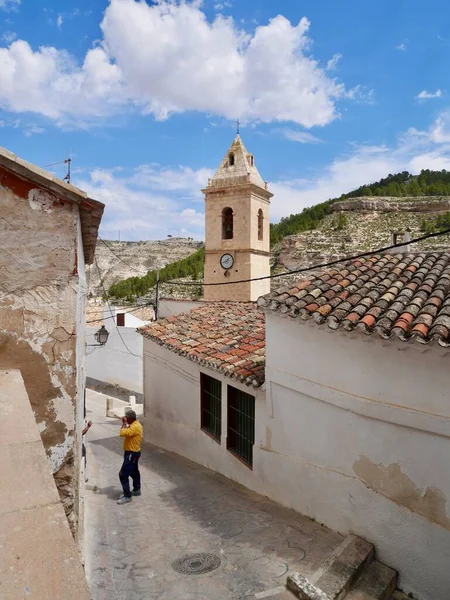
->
xmin=117 ymin=409 xmax=143 ymax=505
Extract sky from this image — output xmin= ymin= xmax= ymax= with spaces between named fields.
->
xmin=2 ymin=0 xmax=450 ymax=241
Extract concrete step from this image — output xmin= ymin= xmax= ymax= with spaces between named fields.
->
xmin=345 ymin=560 xmax=398 ymax=600
xmin=287 ymin=535 xmax=374 ymax=600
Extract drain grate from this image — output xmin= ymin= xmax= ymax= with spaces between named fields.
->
xmin=171 ymin=553 xmax=221 ymax=575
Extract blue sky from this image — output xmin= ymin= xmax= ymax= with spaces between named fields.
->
xmin=1 ymin=0 xmax=450 ymax=240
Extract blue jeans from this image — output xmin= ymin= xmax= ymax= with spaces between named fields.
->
xmin=119 ymin=451 xmax=141 ymax=497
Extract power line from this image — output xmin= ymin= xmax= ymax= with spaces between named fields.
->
xmin=158 ymin=227 xmax=450 ymax=287
xmin=86 ymin=301 xmax=155 ymax=324
xmin=94 ymin=258 xmax=143 ymax=359
xmin=98 ymin=237 xmax=147 ymax=274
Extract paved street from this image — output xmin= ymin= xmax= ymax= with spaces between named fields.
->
xmin=84 ymin=391 xmax=342 ymax=600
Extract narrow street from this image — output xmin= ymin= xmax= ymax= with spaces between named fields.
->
xmin=84 ymin=391 xmax=342 ymax=600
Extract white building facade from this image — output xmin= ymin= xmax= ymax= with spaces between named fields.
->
xmin=140 ymin=252 xmax=450 ymax=600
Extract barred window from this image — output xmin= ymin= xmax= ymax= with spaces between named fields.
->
xmin=227 ymin=386 xmax=255 ymax=468
xmin=200 ymin=373 xmax=222 ymax=442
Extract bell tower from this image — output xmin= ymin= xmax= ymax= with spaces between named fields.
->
xmin=202 ymin=134 xmax=273 ymax=302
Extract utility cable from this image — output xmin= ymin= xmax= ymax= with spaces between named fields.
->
xmin=98 ymin=237 xmax=150 ymax=274
xmin=86 ymin=302 xmax=155 ymax=324
xmin=94 ymin=258 xmax=143 ymax=359
xmin=158 ymin=226 xmax=450 ymax=287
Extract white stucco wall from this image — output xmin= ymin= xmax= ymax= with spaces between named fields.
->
xmin=142 ymin=314 xmax=450 ymax=600
xmin=264 ymin=313 xmax=450 ymax=600
xmin=158 ymin=299 xmax=203 ymax=319
xmin=143 ymin=341 xmax=267 ymax=491
xmin=86 ymin=326 xmax=143 ymax=399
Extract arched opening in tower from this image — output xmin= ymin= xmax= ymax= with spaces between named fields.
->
xmin=258 ymin=209 xmax=264 ymax=241
xmin=222 ymin=207 xmax=233 ymax=240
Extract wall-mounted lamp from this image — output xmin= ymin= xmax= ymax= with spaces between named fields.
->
xmin=88 ymin=325 xmax=110 ymax=347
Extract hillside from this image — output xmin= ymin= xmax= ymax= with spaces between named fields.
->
xmin=275 ymin=196 xmax=450 ymax=274
xmin=93 ymin=169 xmax=450 ymax=302
xmin=270 ymin=169 xmax=450 ymax=244
xmin=88 ymin=238 xmax=203 ymax=296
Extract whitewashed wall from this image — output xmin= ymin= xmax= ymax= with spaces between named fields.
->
xmin=158 ymin=299 xmax=203 ymax=319
xmin=86 ymin=325 xmax=143 ymax=401
xmin=143 ymin=315 xmax=450 ymax=600
xmin=143 ymin=341 xmax=266 ymax=491
xmin=264 ymin=313 xmax=450 ymax=600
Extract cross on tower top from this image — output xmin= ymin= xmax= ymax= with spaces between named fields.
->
xmin=235 ymin=119 xmax=240 ymax=135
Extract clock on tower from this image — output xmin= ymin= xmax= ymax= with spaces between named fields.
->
xmin=202 ymin=134 xmax=273 ymax=302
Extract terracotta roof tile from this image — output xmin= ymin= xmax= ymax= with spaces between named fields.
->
xmin=138 ymin=302 xmax=265 ymax=387
xmin=258 ymin=252 xmax=450 ymax=347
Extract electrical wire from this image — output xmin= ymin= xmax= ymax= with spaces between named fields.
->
xmin=86 ymin=301 xmax=155 ymax=324
xmin=94 ymin=258 xmax=143 ymax=359
xmin=98 ymin=237 xmax=149 ymax=274
xmin=157 ymin=226 xmax=450 ymax=287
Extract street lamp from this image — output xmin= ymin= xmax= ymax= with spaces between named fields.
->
xmin=90 ymin=325 xmax=110 ymax=346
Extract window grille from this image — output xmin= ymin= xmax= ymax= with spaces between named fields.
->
xmin=200 ymin=373 xmax=222 ymax=442
xmin=227 ymin=386 xmax=255 ymax=468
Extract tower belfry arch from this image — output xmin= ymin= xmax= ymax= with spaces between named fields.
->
xmin=202 ymin=134 xmax=273 ymax=302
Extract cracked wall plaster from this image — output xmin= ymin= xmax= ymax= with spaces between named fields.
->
xmin=0 ymin=174 xmax=82 ymax=530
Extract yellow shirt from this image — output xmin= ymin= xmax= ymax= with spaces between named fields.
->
xmin=119 ymin=420 xmax=143 ymax=452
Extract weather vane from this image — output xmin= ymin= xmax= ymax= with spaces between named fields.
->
xmin=236 ymin=119 xmax=240 ymax=135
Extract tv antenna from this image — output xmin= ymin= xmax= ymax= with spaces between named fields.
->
xmin=45 ymin=157 xmax=72 ymax=184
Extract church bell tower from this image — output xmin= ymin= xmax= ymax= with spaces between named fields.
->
xmin=202 ymin=134 xmax=273 ymax=302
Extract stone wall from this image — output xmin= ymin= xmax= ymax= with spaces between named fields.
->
xmin=0 ymin=170 xmax=83 ymax=533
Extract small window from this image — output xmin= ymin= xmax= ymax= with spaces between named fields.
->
xmin=201 ymin=373 xmax=222 ymax=442
xmin=117 ymin=312 xmax=125 ymax=327
xmin=227 ymin=385 xmax=255 ymax=468
xmin=257 ymin=209 xmax=263 ymax=241
xmin=229 ymin=153 xmax=235 ymax=166
xmin=248 ymin=154 xmax=254 ymax=166
xmin=222 ymin=207 xmax=233 ymax=240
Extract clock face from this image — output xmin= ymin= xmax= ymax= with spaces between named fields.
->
xmin=220 ymin=253 xmax=234 ymax=270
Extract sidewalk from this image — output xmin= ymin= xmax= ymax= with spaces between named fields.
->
xmin=84 ymin=390 xmax=342 ymax=600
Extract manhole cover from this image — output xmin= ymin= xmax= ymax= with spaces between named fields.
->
xmin=171 ymin=553 xmax=221 ymax=575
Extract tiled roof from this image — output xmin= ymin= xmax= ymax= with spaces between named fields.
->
xmin=138 ymin=303 xmax=266 ymax=387
xmin=258 ymin=252 xmax=450 ymax=347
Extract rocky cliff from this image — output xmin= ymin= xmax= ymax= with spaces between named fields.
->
xmin=89 ymin=238 xmax=203 ymax=296
xmin=274 ymin=196 xmax=450 ymax=274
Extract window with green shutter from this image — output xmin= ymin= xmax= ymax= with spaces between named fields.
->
xmin=227 ymin=385 xmax=255 ymax=468
xmin=200 ymin=373 xmax=222 ymax=442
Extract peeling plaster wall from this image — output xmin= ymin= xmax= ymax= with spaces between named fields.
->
xmin=265 ymin=314 xmax=450 ymax=600
xmin=0 ymin=176 xmax=83 ymax=533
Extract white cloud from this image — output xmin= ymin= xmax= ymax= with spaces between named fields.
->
xmin=76 ymin=163 xmax=212 ymax=240
xmin=280 ymin=128 xmax=322 ymax=144
xmin=0 ymin=41 xmax=124 ymax=123
xmin=0 ymin=0 xmax=356 ymax=127
xmin=0 ymin=0 xmax=20 ymax=11
xmin=416 ymin=89 xmax=442 ymax=99
xmin=214 ymin=1 xmax=232 ymax=10
xmin=270 ymin=112 xmax=450 ymax=220
xmin=23 ymin=124 xmax=45 ymax=137
xmin=57 ymin=14 xmax=63 ymax=29
xmin=326 ymin=53 xmax=342 ymax=71
xmin=395 ymin=43 xmax=406 ymax=51
xmin=1 ymin=31 xmax=17 ymax=43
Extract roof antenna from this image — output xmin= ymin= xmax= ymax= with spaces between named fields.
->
xmin=45 ymin=155 xmax=72 ymax=184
